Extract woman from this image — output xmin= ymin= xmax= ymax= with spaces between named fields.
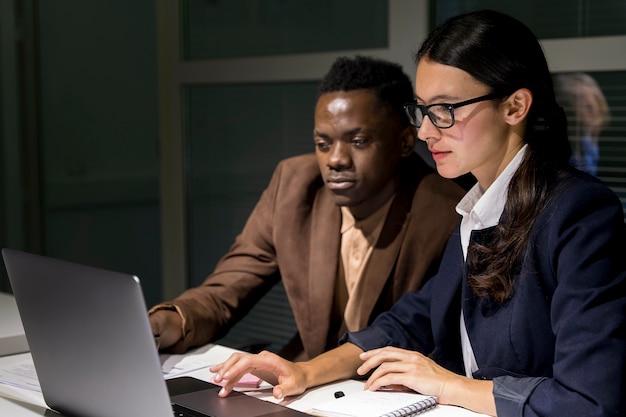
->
xmin=210 ymin=10 xmax=626 ymax=416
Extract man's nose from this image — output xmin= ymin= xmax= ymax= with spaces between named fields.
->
xmin=328 ymin=142 xmax=352 ymax=168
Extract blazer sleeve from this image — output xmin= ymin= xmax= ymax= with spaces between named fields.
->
xmin=161 ymin=161 xmax=286 ymax=352
xmin=498 ymin=176 xmax=626 ymax=417
xmin=340 ymin=277 xmax=436 ymax=354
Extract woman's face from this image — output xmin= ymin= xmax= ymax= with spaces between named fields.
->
xmin=414 ymin=59 xmax=524 ymax=189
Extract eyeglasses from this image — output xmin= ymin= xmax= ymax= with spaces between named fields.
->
xmin=403 ymin=94 xmax=497 ymax=129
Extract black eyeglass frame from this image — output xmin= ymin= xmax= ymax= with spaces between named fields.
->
xmin=403 ymin=93 xmax=498 ymax=129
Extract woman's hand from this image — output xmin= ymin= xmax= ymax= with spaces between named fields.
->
xmin=210 ymin=350 xmax=309 ymax=400
xmin=358 ymin=347 xmax=459 ymax=403
xmin=358 ymin=346 xmax=495 ymax=415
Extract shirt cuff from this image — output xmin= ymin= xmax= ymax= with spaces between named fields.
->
xmin=147 ymin=303 xmax=187 ymax=340
xmin=493 ymin=375 xmax=546 ymax=417
xmin=339 ymin=326 xmax=393 ymax=351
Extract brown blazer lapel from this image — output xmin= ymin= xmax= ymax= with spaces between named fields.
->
xmin=298 ymin=188 xmax=341 ymax=358
xmin=347 ymin=191 xmax=412 ymax=329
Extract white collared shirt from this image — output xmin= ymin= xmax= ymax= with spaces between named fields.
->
xmin=456 ymin=145 xmax=528 ymax=377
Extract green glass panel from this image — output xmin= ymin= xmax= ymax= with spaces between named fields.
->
xmin=181 ymin=0 xmax=388 ymax=59
xmin=582 ymin=71 xmax=626 ymax=220
xmin=184 ymin=82 xmax=318 ymax=282
xmin=184 ymin=82 xmax=318 ymax=350
xmin=555 ymin=70 xmax=626 ymax=220
xmin=432 ymin=0 xmax=626 ymax=38
xmin=36 ymin=0 xmax=162 ymax=305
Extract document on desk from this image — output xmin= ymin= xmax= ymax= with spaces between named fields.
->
xmin=160 ymin=352 xmax=215 ymax=379
xmin=0 ymin=359 xmax=41 ymax=392
xmin=0 ymin=353 xmax=214 ymax=392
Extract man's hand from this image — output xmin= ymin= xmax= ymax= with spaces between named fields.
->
xmin=149 ymin=309 xmax=183 ymax=351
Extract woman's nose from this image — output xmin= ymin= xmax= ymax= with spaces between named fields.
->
xmin=417 ymin=115 xmax=439 ymax=143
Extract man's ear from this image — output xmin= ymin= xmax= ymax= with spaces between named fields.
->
xmin=400 ymin=125 xmax=417 ymax=157
xmin=504 ymin=88 xmax=533 ymax=126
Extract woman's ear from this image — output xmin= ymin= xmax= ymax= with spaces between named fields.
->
xmin=504 ymin=88 xmax=533 ymax=126
xmin=400 ymin=125 xmax=417 ymax=157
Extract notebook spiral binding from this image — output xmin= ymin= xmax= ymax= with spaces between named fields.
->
xmin=380 ymin=396 xmax=437 ymax=417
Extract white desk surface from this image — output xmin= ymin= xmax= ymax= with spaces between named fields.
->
xmin=0 ymin=292 xmax=29 ymax=357
xmin=0 ymin=344 xmax=487 ymax=416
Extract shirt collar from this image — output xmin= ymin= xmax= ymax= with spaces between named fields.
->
xmin=456 ymin=145 xmax=527 ymax=228
xmin=340 ymin=195 xmax=395 ymax=235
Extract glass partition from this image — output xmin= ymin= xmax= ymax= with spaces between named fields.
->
xmin=555 ymin=70 xmax=626 ymax=220
xmin=37 ymin=0 xmax=162 ymax=305
xmin=184 ymin=81 xmax=318 ymax=350
xmin=181 ymin=0 xmax=388 ymax=59
xmin=433 ymin=0 xmax=626 ymax=38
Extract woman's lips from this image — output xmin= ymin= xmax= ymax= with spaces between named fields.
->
xmin=431 ymin=149 xmax=451 ymax=161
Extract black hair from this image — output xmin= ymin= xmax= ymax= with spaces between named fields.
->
xmin=318 ymin=55 xmax=414 ymax=126
xmin=416 ymin=10 xmax=572 ymax=303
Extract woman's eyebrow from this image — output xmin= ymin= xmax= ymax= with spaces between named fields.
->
xmin=415 ymin=93 xmax=461 ymax=103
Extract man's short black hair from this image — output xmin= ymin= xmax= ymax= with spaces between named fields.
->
xmin=318 ymin=55 xmax=414 ymax=124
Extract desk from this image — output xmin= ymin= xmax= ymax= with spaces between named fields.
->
xmin=0 ymin=344 xmax=487 ymax=416
xmin=0 ymin=293 xmax=29 ymax=357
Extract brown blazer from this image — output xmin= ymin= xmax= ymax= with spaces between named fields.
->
xmin=163 ymin=152 xmax=465 ymax=359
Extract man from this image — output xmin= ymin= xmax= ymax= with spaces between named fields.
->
xmin=149 ymin=55 xmax=465 ymax=361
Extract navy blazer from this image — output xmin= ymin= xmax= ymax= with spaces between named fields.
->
xmin=344 ymin=169 xmax=626 ymax=417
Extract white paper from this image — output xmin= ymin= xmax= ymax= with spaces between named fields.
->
xmin=161 ymin=355 xmax=215 ymax=379
xmin=0 ymin=359 xmax=41 ymax=392
xmin=312 ymin=390 xmax=437 ymax=417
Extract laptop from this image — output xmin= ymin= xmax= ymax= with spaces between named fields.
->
xmin=2 ymin=248 xmax=308 ymax=417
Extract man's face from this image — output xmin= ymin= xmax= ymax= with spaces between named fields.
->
xmin=314 ymin=90 xmax=413 ymax=219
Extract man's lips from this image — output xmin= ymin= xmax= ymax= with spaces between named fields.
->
xmin=326 ymin=175 xmax=356 ymax=190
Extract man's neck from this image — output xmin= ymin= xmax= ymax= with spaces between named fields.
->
xmin=353 ymin=172 xmax=400 ymax=219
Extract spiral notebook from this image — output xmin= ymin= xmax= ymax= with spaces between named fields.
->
xmin=311 ymin=389 xmax=437 ymax=417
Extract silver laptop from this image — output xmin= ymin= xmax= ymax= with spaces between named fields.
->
xmin=2 ymin=248 xmax=307 ymax=417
